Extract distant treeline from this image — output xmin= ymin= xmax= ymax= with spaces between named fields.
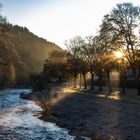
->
xmin=0 ymin=6 xmax=62 ymax=88
xmin=31 ymin=2 xmax=140 ymax=95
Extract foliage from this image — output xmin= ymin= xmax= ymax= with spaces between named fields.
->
xmin=0 ymin=4 xmax=62 ymax=88
xmin=31 ymin=51 xmax=69 ymax=91
xmin=59 ymin=2 xmax=140 ymax=94
xmin=100 ymin=2 xmax=140 ymax=74
xmin=0 ymin=2 xmax=140 ymax=94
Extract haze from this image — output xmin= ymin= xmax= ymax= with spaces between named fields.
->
xmin=1 ymin=0 xmax=140 ymax=48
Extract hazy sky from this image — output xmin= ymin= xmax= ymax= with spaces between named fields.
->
xmin=0 ymin=0 xmax=140 ymax=49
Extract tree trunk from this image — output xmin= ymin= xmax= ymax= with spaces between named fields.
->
xmin=73 ymin=72 xmax=77 ymax=88
xmin=122 ymin=72 xmax=126 ymax=94
xmin=79 ymin=73 xmax=82 ymax=89
xmin=136 ymin=77 xmax=140 ymax=95
xmin=133 ymin=66 xmax=140 ymax=95
xmin=107 ymin=71 xmax=112 ymax=93
xmin=83 ymin=72 xmax=87 ymax=89
xmin=99 ymin=74 xmax=103 ymax=91
xmin=73 ymin=76 xmax=76 ymax=88
xmin=90 ymin=71 xmax=94 ymax=90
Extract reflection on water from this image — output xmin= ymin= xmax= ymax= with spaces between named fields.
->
xmin=0 ymin=89 xmax=74 ymax=140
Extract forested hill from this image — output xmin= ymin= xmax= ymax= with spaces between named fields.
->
xmin=0 ymin=24 xmax=62 ymax=86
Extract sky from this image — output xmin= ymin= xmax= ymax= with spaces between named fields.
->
xmin=0 ymin=0 xmax=140 ymax=49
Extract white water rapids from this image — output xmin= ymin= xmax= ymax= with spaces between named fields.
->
xmin=0 ymin=89 xmax=75 ymax=140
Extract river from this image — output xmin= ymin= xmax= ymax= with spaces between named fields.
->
xmin=0 ymin=89 xmax=75 ymax=140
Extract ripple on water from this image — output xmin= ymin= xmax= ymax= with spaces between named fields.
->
xmin=0 ymin=89 xmax=75 ymax=140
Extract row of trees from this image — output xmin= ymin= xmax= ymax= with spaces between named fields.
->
xmin=37 ymin=2 xmax=140 ymax=95
xmin=65 ymin=2 xmax=140 ymax=94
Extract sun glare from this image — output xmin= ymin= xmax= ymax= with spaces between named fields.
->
xmin=114 ymin=51 xmax=123 ymax=58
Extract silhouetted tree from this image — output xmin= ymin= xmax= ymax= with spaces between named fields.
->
xmin=100 ymin=2 xmax=140 ymax=94
xmin=83 ymin=35 xmax=103 ymax=90
xmin=65 ymin=36 xmax=84 ymax=88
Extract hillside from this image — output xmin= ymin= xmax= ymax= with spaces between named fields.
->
xmin=0 ymin=24 xmax=63 ymax=86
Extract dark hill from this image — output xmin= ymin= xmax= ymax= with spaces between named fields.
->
xmin=0 ymin=24 xmax=63 ymax=86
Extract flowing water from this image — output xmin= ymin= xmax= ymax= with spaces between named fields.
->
xmin=0 ymin=89 xmax=75 ymax=140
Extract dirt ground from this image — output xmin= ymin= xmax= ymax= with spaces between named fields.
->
xmin=41 ymin=87 xmax=140 ymax=140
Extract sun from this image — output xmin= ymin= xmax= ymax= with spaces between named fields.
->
xmin=114 ymin=51 xmax=123 ymax=58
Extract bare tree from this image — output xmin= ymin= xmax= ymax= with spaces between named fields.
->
xmin=65 ymin=36 xmax=84 ymax=88
xmin=100 ymin=2 xmax=140 ymax=94
xmin=81 ymin=35 xmax=97 ymax=90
